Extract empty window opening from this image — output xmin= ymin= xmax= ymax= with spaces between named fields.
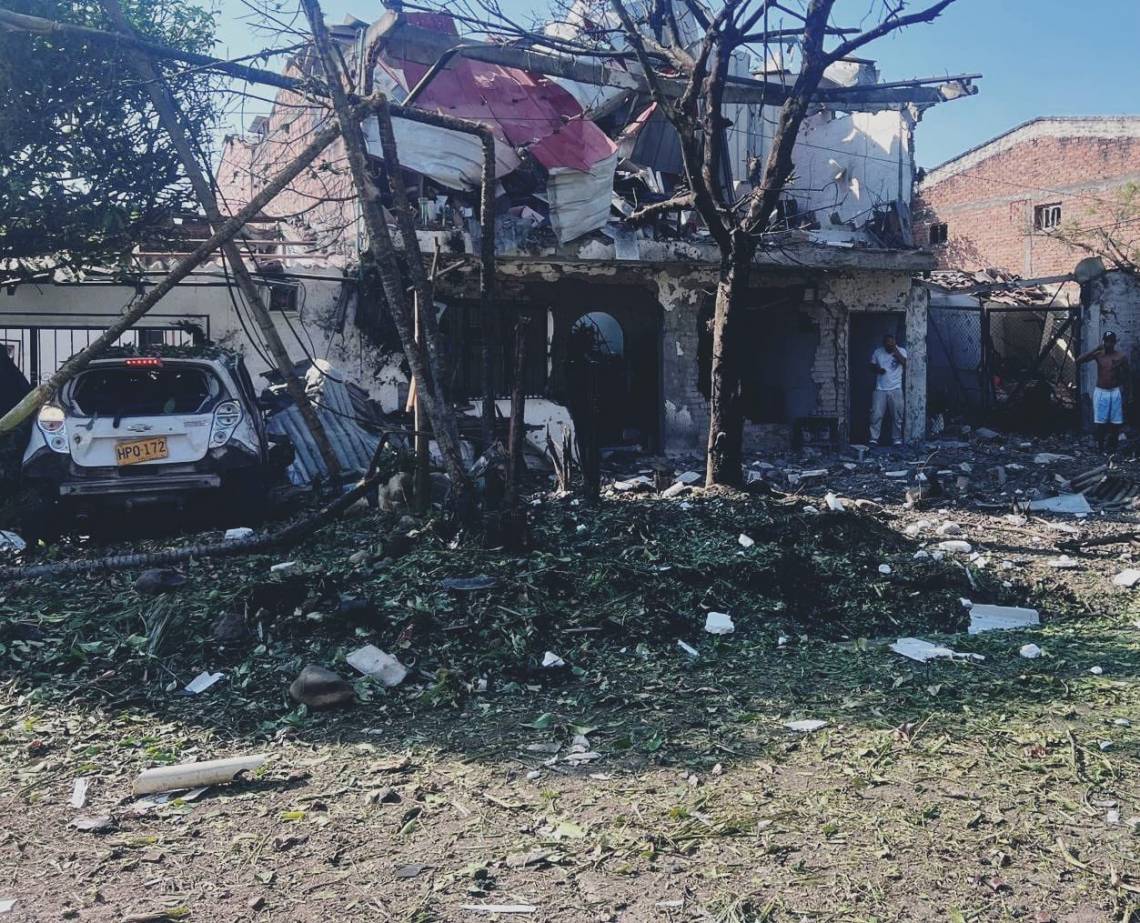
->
xmin=929 ymin=222 xmax=948 ymax=245
xmin=1034 ymin=203 xmax=1062 ymax=231
xmin=571 ymin=312 xmax=624 ymax=358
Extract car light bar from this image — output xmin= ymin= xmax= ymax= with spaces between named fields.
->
xmin=124 ymin=357 xmax=163 ymax=367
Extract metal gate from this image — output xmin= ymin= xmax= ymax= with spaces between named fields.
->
xmin=927 ymin=304 xmax=1079 ymax=420
xmin=0 ymin=313 xmax=210 ymax=386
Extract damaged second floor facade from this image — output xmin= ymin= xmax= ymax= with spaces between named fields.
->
xmin=8 ymin=4 xmax=977 ymax=453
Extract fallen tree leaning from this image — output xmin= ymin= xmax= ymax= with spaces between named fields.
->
xmin=0 ymin=94 xmax=385 ymax=436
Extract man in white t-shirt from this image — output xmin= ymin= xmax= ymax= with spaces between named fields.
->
xmin=868 ymin=333 xmax=907 ymax=446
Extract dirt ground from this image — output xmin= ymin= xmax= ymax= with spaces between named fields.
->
xmin=1 ymin=432 xmax=1139 ymax=922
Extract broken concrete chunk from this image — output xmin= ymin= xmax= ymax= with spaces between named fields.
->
xmin=1027 ymin=493 xmax=1092 ymax=515
xmin=936 ymin=521 xmax=962 ymax=537
xmin=661 ymin=482 xmax=689 ymax=499
xmin=133 ymin=569 xmax=187 ymax=595
xmin=878 ymin=564 xmax=892 ymax=575
xmin=270 ymin=561 xmax=299 ymax=574
xmin=1112 ymin=569 xmax=1140 ymax=588
xmin=70 ymin=777 xmax=91 ymax=809
xmin=738 ymin=533 xmax=755 ymax=548
xmin=224 ymin=527 xmax=255 ymax=541
xmin=1048 ymin=555 xmax=1080 ymax=569
xmin=968 ymin=604 xmax=1040 ymax=634
xmin=1019 ymin=643 xmax=1044 ymax=659
xmin=704 ymin=612 xmax=734 ymax=635
xmin=346 ymin=645 xmax=407 ymax=687
xmin=541 ymin=651 xmax=567 ymax=668
xmin=1033 ymin=453 xmax=1074 ymax=464
xmin=71 ymin=815 xmax=113 ymax=833
xmin=824 ymin=492 xmax=846 ymax=511
xmin=288 ymin=665 xmax=355 ymax=709
xmin=975 ymin=427 xmax=1001 ymax=441
xmin=937 ymin=540 xmax=973 ymax=554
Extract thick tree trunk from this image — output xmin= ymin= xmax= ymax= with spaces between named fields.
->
xmin=705 ymin=231 xmax=752 ymax=486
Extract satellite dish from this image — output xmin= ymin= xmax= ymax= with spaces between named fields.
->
xmin=1074 ymin=256 xmax=1106 ymax=284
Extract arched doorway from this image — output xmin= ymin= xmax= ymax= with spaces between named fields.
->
xmin=568 ymin=311 xmax=630 ymax=446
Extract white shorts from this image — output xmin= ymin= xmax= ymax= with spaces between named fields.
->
xmin=1094 ymin=387 xmax=1124 ymax=425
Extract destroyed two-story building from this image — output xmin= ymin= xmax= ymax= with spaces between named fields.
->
xmin=5 ymin=5 xmax=977 ymax=452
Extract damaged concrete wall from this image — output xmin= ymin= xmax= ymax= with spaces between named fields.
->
xmin=791 ymin=109 xmax=915 ymax=227
xmin=1080 ymin=269 xmax=1140 ymax=427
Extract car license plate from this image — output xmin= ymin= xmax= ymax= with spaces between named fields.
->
xmin=115 ymin=436 xmax=169 ymax=466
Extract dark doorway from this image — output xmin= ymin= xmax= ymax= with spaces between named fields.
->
xmin=849 ymin=312 xmax=905 ymax=443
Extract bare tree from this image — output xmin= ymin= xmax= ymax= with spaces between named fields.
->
xmin=610 ymin=0 xmax=958 ymax=484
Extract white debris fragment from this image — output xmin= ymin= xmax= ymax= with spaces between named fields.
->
xmin=661 ymin=482 xmax=688 ymax=499
xmin=541 ymin=651 xmax=567 ymax=668
xmin=968 ymin=604 xmax=1040 ymax=634
xmin=0 ymin=898 xmax=15 ymax=914
xmin=677 ymin=640 xmax=699 ymax=658
xmin=777 ymin=635 xmax=788 ymax=647
xmin=270 ymin=561 xmax=298 ymax=573
xmin=913 ymin=550 xmax=930 ymax=560
xmin=878 ymin=564 xmax=893 ymax=575
xmin=1048 ymin=555 xmax=1080 ymax=569
xmin=1099 ymin=740 xmax=1114 ymax=751
xmin=1113 ymin=718 xmax=1131 ymax=727
xmin=889 ymin=638 xmax=984 ymax=663
xmin=1027 ymin=494 xmax=1092 ymax=515
xmin=937 ymin=540 xmax=973 ymax=554
xmin=785 ymin=719 xmax=828 ymax=732
xmin=677 ymin=471 xmax=702 ymax=485
xmin=460 ymin=905 xmax=537 ymax=914
xmin=184 ymin=671 xmax=224 ymax=695
xmin=1113 ymin=569 xmax=1140 ymax=588
xmin=824 ymin=492 xmax=846 ymax=512
xmin=738 ymin=533 xmax=755 ymax=548
xmin=70 ymin=777 xmax=91 ymax=809
xmin=936 ymin=522 xmax=963 ymax=537
xmin=1107 ymin=808 xmax=1121 ymax=825
xmin=613 ymin=475 xmax=652 ymax=492
xmin=1089 ymin=666 xmax=1105 ymax=675
xmin=347 ymin=644 xmax=408 ymax=686
xmin=884 ymin=470 xmax=908 ymax=479
xmin=801 ymin=505 xmax=820 ymax=516
xmin=704 ymin=612 xmax=735 ymax=635
xmin=1033 ymin=453 xmax=1073 ymax=464
xmin=959 ymin=597 xmax=974 ymax=609
xmin=1019 ymin=643 xmax=1044 ymax=659
xmin=224 ymin=527 xmax=255 ymax=541
xmin=133 ymin=756 xmax=266 ymax=796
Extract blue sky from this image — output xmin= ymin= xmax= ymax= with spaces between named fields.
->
xmin=213 ymin=0 xmax=1140 ymax=168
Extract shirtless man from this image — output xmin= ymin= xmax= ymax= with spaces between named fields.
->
xmin=1077 ymin=332 xmax=1130 ymax=453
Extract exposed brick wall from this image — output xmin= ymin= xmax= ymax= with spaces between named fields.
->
xmin=913 ymin=121 xmax=1140 ymax=279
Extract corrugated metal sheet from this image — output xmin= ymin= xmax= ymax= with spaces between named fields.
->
xmin=266 ymin=364 xmax=386 ymax=486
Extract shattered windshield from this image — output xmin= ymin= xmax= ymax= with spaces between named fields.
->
xmin=70 ymin=366 xmax=219 ymax=417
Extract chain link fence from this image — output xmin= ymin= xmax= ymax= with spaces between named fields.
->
xmin=928 ymin=304 xmax=1079 ymax=428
